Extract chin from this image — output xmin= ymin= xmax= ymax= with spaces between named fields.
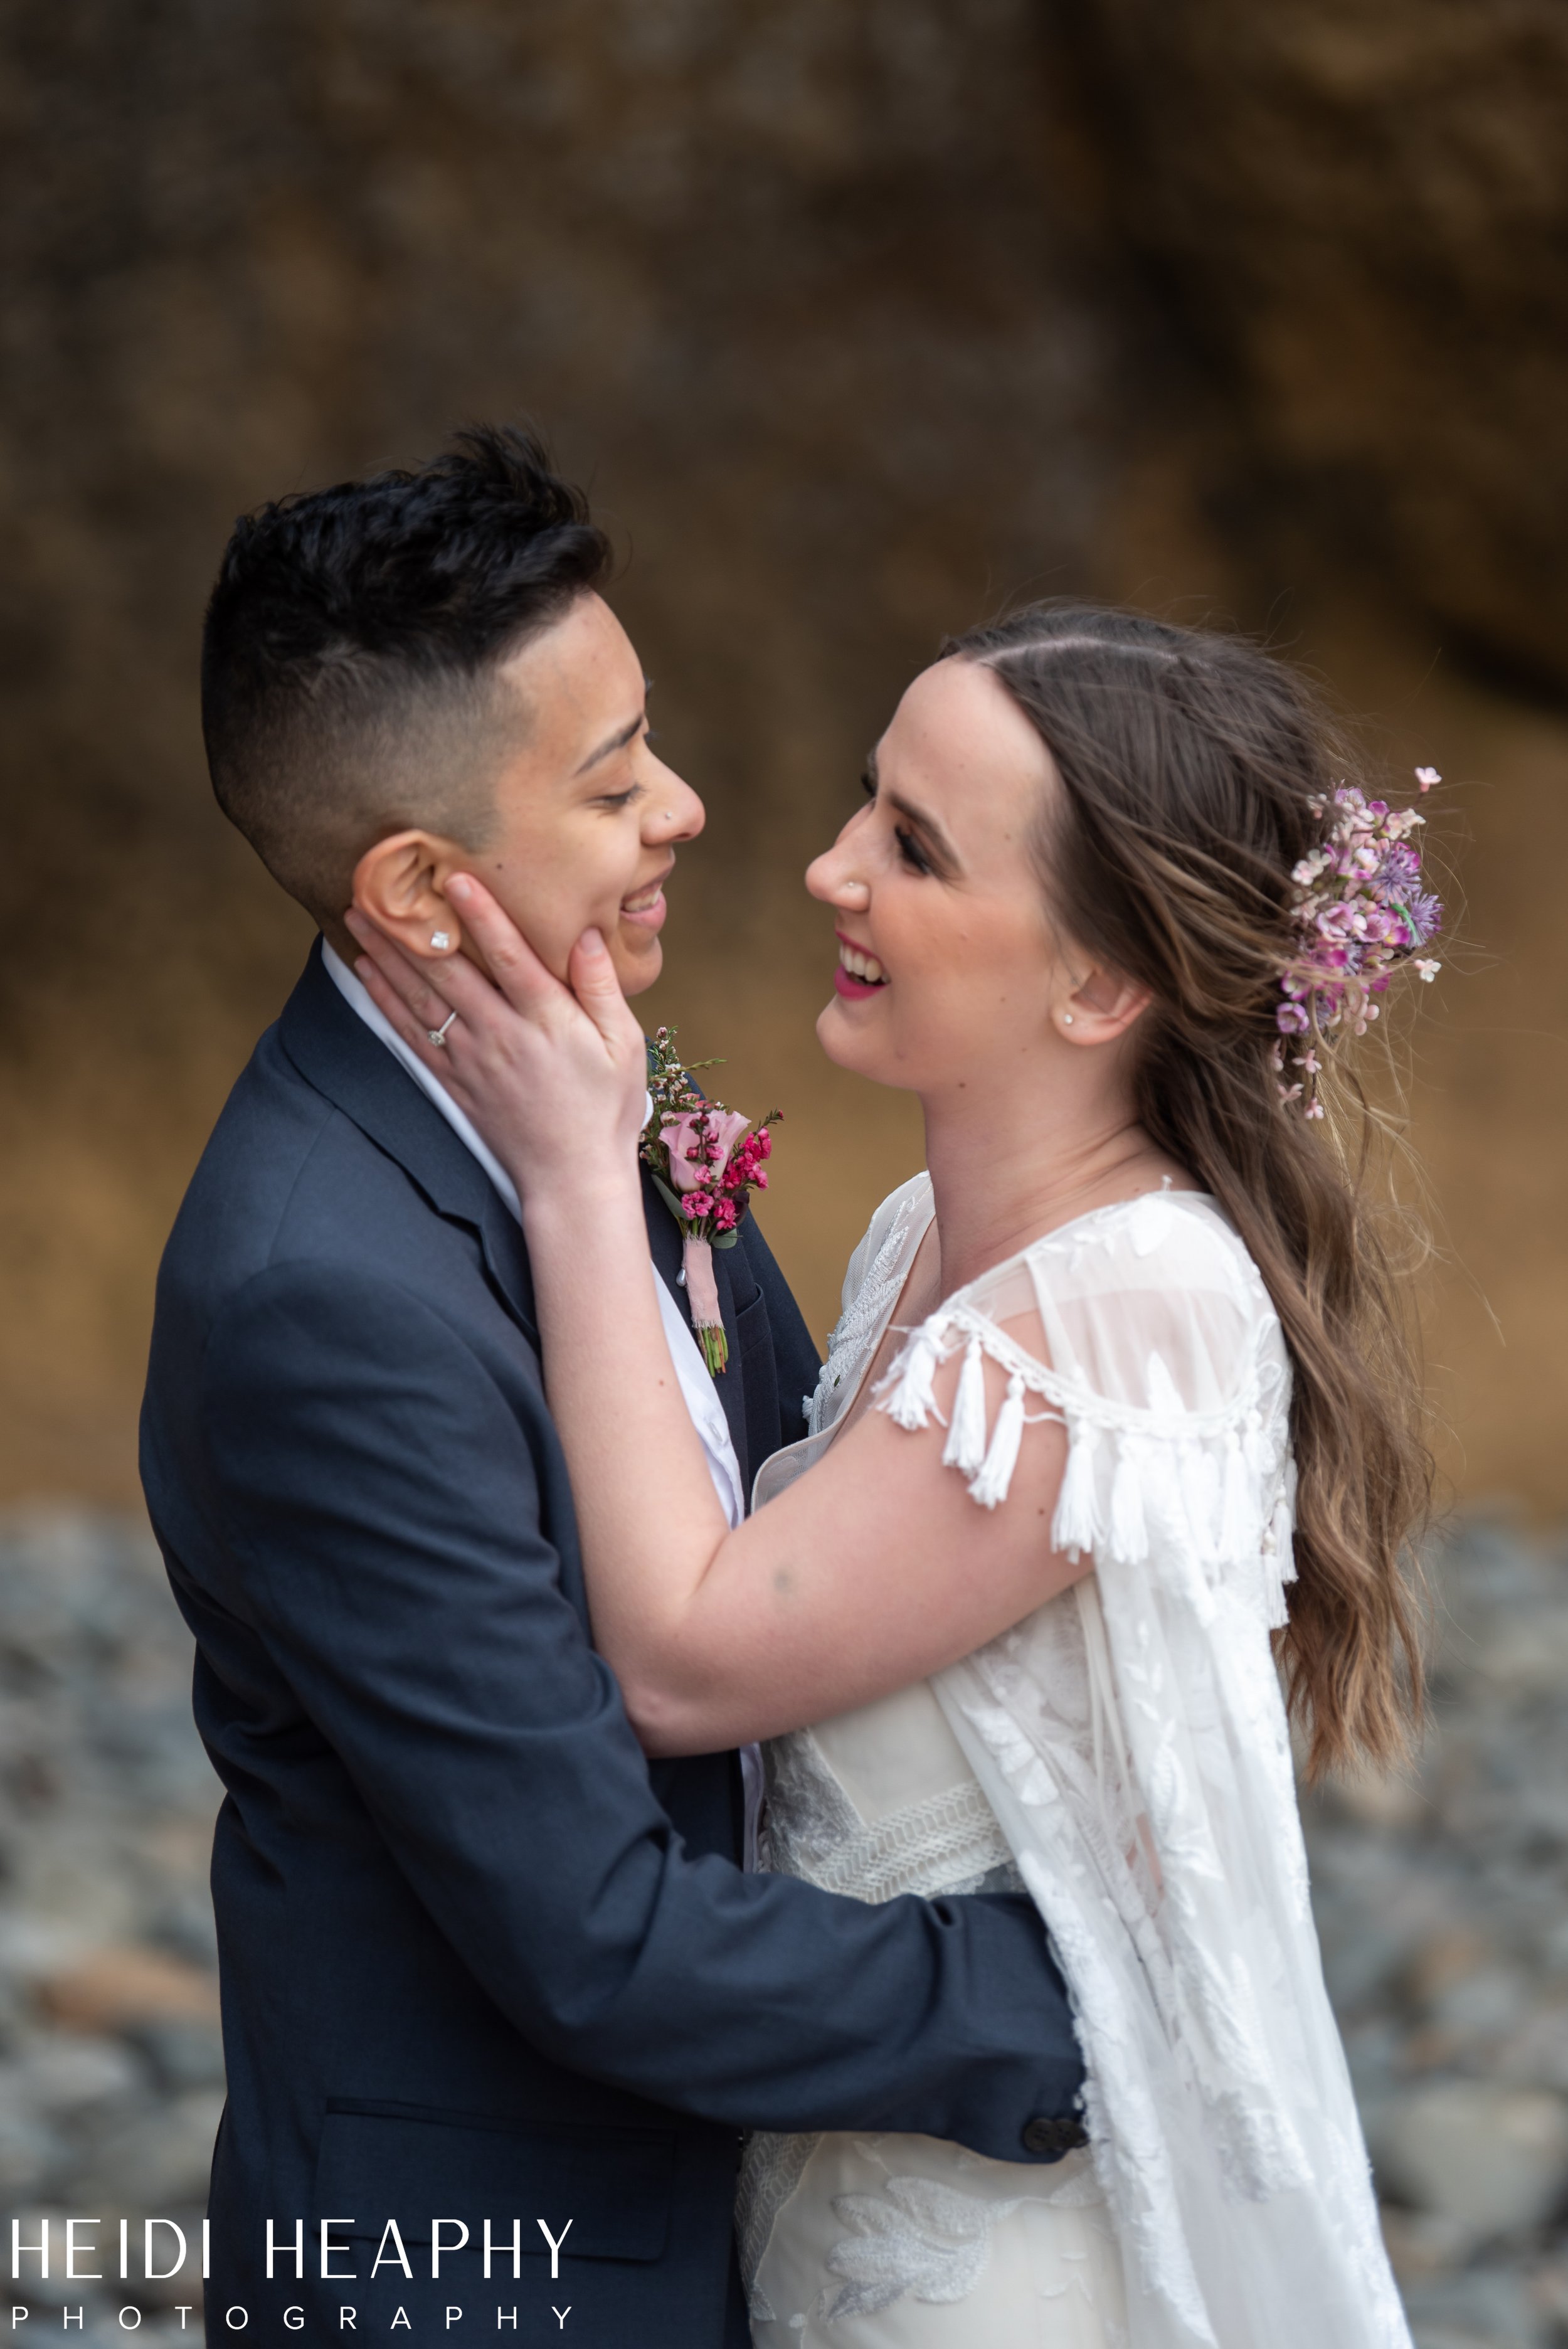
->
xmin=614 ymin=937 xmax=664 ymax=997
xmin=816 ymin=999 xmax=904 ymax=1086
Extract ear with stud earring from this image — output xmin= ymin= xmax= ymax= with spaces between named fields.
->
xmin=430 ymin=930 xmax=452 ymax=952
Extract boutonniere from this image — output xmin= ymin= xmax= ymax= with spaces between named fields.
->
xmin=641 ymin=1026 xmax=780 ymax=1376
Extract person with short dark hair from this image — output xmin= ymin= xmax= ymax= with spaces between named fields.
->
xmin=141 ymin=425 xmax=1086 ymax=2349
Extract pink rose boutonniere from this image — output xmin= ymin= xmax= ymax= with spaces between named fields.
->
xmin=641 ymin=1026 xmax=781 ymax=1376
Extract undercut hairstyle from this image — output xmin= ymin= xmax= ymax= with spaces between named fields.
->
xmin=946 ymin=602 xmax=1433 ymax=1779
xmin=201 ymin=424 xmax=613 ymax=923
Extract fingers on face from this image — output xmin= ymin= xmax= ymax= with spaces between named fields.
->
xmin=449 ymin=878 xmax=554 ymax=1003
xmin=360 ymin=948 xmax=447 ymax=1028
xmin=376 ymin=954 xmax=453 ymax=1034
xmin=344 ymin=916 xmax=442 ymax=1017
xmin=356 ymin=962 xmax=444 ymax=1061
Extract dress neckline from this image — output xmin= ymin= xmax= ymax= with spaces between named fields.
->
xmin=918 ymin=1175 xmax=1217 ymax=1316
xmin=832 ymin=1181 xmax=1219 ymax=1438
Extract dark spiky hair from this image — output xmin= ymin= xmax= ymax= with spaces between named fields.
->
xmin=201 ymin=424 xmax=613 ymax=921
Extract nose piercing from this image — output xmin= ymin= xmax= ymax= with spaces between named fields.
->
xmin=842 ymin=881 xmax=869 ymax=903
xmin=430 ymin=930 xmax=452 ymax=951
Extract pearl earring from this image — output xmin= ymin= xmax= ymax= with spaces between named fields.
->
xmin=1061 ymin=1012 xmax=1074 ymax=1026
xmin=430 ymin=930 xmax=452 ymax=951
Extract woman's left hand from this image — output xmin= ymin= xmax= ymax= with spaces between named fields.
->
xmin=344 ymin=880 xmax=650 ymax=1211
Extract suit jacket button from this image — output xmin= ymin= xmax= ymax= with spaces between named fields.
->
xmin=1022 ymin=2114 xmax=1088 ymax=2157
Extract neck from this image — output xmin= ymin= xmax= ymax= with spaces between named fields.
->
xmin=919 ymin=1051 xmax=1165 ymax=1295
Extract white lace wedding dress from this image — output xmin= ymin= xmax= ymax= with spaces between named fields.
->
xmin=737 ymin=1175 xmax=1411 ymax=2349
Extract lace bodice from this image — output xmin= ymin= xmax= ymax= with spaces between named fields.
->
xmin=748 ymin=1174 xmax=1411 ymax=2349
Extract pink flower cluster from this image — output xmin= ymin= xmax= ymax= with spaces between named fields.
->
xmin=661 ymin=1110 xmax=772 ymax=1234
xmin=641 ymin=1025 xmax=783 ymax=1376
xmin=1274 ymin=769 xmax=1443 ymax=1118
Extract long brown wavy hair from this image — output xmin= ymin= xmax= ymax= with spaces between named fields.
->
xmin=948 ymin=602 xmax=1432 ymax=1778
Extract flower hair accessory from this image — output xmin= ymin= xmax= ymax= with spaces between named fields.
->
xmin=641 ymin=1027 xmax=781 ymax=1375
xmin=1274 ymin=766 xmax=1443 ymax=1118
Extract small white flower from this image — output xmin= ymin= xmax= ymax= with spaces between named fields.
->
xmin=1415 ymin=765 xmax=1441 ymax=789
xmin=1414 ymin=957 xmax=1441 ymax=982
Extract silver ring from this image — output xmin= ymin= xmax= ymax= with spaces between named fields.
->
xmin=427 ymin=1012 xmax=458 ymax=1048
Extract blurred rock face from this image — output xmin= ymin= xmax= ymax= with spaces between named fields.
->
xmin=0 ymin=0 xmax=1564 ymax=1500
xmin=0 ymin=0 xmax=1128 ymax=1495
xmin=1058 ymin=0 xmax=1568 ymax=694
xmin=0 ymin=0 xmax=1116 ymax=980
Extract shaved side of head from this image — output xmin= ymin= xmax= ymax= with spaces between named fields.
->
xmin=201 ymin=425 xmax=613 ymax=925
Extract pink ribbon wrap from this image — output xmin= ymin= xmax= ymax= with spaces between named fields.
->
xmin=680 ymin=1236 xmax=727 ymax=1374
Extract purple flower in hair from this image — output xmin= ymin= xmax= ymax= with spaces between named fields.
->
xmin=1276 ymin=768 xmax=1445 ymax=1118
xmin=1405 ymin=889 xmax=1443 ymax=945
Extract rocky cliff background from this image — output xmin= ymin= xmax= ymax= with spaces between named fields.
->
xmin=1 ymin=8 xmax=1567 ymax=2343
xmin=2 ymin=0 xmax=1565 ymax=1509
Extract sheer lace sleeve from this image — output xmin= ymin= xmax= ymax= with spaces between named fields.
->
xmin=805 ymin=1172 xmax=934 ymax=1441
xmin=873 ymin=1187 xmax=1296 ymax=1628
xmin=882 ymin=1194 xmax=1409 ymax=2347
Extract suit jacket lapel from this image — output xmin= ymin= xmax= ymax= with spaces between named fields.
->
xmin=282 ymin=941 xmax=752 ymax=1478
xmin=278 ymin=945 xmax=539 ymax=1337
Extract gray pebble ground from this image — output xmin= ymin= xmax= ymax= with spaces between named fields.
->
xmin=3 ymin=1507 xmax=1567 ymax=2346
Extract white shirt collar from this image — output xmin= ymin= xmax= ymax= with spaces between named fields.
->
xmin=322 ymin=940 xmax=524 ymax=1214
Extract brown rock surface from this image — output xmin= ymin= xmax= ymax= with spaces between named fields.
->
xmin=0 ymin=0 xmax=1126 ymax=1496
xmin=0 ymin=1 xmax=1563 ymax=1505
xmin=1056 ymin=0 xmax=1568 ymax=692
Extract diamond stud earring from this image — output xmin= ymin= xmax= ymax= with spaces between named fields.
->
xmin=430 ymin=930 xmax=452 ymax=951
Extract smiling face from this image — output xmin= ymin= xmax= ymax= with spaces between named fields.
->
xmin=806 ymin=655 xmax=1079 ymax=1091
xmin=349 ymin=591 xmax=704 ymax=997
xmin=473 ymin=594 xmax=704 ymax=994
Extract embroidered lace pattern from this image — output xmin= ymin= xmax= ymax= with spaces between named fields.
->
xmin=737 ymin=2129 xmax=822 ymax=2324
xmin=869 ymin=1184 xmax=1409 ymax=2347
xmin=805 ymin=1174 xmax=935 ymax=1440
xmin=763 ymin=1729 xmax=1022 ymax=1904
xmin=740 ymin=1718 xmax=1026 ymax=2321
xmin=752 ymin=1176 xmax=1411 ymax=2347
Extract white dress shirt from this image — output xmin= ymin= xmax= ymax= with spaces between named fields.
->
xmin=320 ymin=944 xmax=763 ymax=1858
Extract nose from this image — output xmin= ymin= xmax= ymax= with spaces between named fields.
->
xmin=807 ymin=803 xmax=872 ymax=907
xmin=644 ymin=758 xmax=706 ymax=845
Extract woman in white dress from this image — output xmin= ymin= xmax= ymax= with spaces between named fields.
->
xmin=351 ymin=602 xmax=1436 ymax=2348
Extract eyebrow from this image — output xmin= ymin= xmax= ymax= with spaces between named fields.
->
xmin=572 ymin=680 xmax=654 ymax=778
xmin=865 ymin=745 xmax=961 ymax=872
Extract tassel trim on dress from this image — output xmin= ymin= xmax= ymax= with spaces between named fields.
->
xmin=872 ymin=1303 xmax=1295 ymax=1613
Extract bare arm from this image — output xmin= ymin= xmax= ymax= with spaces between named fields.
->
xmin=349 ymin=889 xmax=1089 ymax=1752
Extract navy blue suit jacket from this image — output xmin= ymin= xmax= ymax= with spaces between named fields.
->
xmin=139 ymin=945 xmax=1085 ymax=2348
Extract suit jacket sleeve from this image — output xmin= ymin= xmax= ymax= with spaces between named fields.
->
xmin=202 ymin=1258 xmax=1083 ymax=2157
